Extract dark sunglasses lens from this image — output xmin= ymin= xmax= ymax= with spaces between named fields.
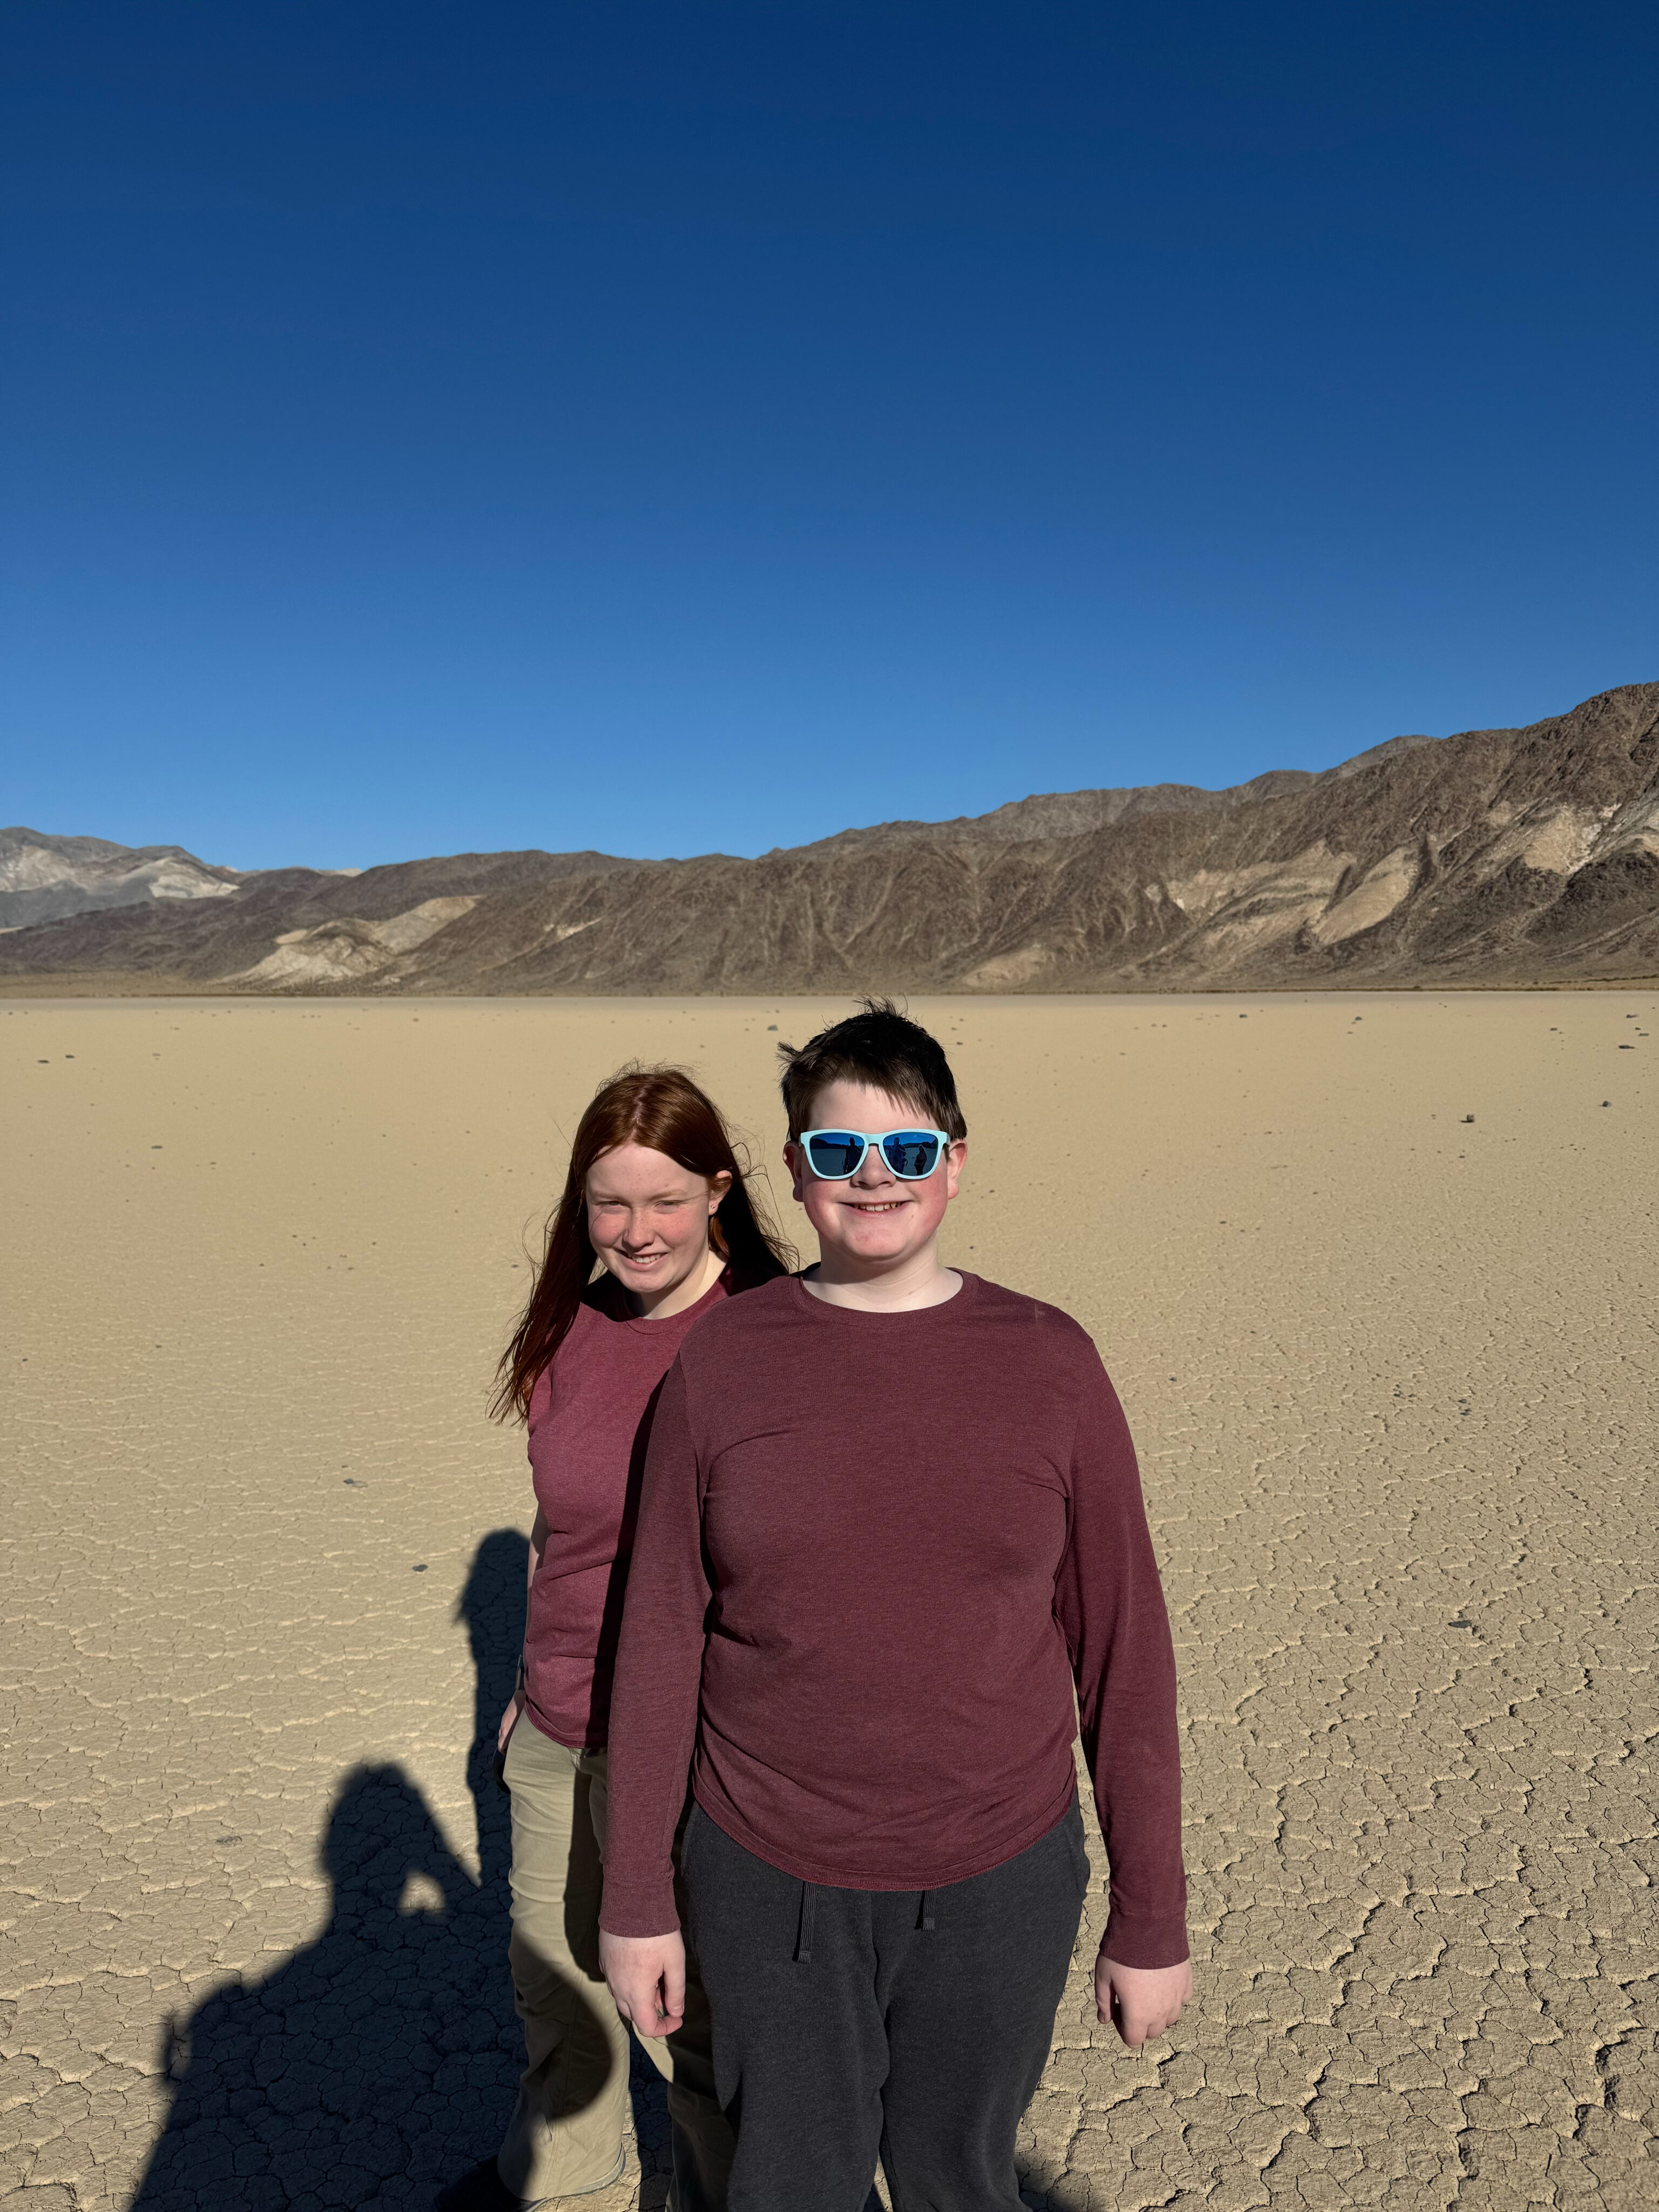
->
xmin=880 ymin=1132 xmax=942 ymax=1177
xmin=806 ymin=1132 xmax=865 ymax=1177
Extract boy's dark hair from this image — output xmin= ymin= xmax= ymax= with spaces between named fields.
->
xmin=777 ymin=999 xmax=967 ymax=1142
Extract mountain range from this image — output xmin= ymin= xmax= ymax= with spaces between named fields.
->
xmin=4 ymin=681 xmax=1656 ymax=994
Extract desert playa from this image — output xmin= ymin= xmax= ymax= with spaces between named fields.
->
xmin=3 ymin=992 xmax=1655 ymax=2211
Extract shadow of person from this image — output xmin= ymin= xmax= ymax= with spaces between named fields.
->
xmin=129 ymin=1759 xmax=543 ymax=2207
xmin=454 ymin=1526 xmax=531 ymax=1907
xmin=131 ymin=1529 xmax=614 ymax=2208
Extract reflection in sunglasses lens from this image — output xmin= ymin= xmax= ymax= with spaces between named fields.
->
xmin=882 ymin=1135 xmax=939 ymax=1176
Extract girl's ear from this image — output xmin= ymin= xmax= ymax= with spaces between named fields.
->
xmin=707 ymin=1169 xmax=734 ymax=1214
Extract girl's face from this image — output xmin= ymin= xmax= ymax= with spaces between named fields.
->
xmin=585 ymin=1142 xmax=731 ymax=1304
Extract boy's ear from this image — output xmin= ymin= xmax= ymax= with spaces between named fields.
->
xmin=784 ymin=1139 xmax=808 ymax=1205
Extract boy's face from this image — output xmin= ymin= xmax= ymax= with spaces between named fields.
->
xmin=786 ymin=1079 xmax=965 ymax=1273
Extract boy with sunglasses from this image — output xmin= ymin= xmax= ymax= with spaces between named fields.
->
xmin=599 ymin=1002 xmax=1189 ymax=2211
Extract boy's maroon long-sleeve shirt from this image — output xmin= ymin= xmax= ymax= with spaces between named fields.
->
xmin=600 ymin=1272 xmax=1189 ymax=1970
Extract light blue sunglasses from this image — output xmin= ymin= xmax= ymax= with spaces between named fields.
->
xmin=798 ymin=1128 xmax=952 ymax=1180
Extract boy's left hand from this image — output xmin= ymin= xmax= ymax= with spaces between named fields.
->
xmin=1095 ymin=1949 xmax=1192 ymax=2048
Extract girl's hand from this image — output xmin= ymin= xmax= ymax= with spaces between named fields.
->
xmin=497 ymin=1688 xmax=525 ymax=1753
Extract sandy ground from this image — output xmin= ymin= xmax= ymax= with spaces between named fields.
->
xmin=2 ymin=993 xmax=1655 ymax=2212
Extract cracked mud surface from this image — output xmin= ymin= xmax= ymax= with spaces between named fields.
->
xmin=2 ymin=993 xmax=1654 ymax=2210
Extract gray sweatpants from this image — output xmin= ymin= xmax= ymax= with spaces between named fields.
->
xmin=681 ymin=1796 xmax=1089 ymax=2212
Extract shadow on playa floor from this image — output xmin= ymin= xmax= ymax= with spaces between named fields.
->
xmin=129 ymin=1527 xmax=680 ymax=2211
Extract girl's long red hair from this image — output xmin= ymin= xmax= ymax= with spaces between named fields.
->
xmin=493 ymin=1064 xmax=795 ymax=1423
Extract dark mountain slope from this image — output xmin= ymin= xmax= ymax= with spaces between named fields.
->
xmin=4 ymin=683 xmax=1654 ymax=993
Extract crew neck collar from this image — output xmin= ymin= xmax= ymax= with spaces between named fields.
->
xmin=790 ymin=1269 xmax=977 ymax=1321
xmin=594 ymin=1265 xmax=730 ymax=1332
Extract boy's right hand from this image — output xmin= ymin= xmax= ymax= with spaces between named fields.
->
xmin=600 ymin=1929 xmax=687 ymax=2038
xmin=496 ymin=1689 xmax=525 ymax=1753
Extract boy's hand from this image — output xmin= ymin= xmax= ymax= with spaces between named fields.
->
xmin=599 ymin=1929 xmax=686 ymax=2038
xmin=1095 ymin=1948 xmax=1192 ymax=2048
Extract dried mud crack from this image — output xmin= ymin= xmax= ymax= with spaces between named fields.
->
xmin=2 ymin=993 xmax=1654 ymax=2209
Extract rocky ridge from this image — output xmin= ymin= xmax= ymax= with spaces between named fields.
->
xmin=0 ymin=829 xmax=243 ymax=929
xmin=4 ymin=682 xmax=1656 ymax=993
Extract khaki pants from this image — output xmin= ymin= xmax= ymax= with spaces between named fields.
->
xmin=498 ymin=1717 xmax=733 ymax=2208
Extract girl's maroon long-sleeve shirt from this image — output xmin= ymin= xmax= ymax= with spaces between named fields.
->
xmin=601 ymin=1273 xmax=1189 ymax=1970
xmin=522 ymin=1270 xmax=731 ymax=1750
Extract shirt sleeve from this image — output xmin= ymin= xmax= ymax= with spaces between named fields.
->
xmin=597 ymin=1356 xmax=709 ymax=1937
xmin=1056 ymin=1350 xmax=1190 ymax=1968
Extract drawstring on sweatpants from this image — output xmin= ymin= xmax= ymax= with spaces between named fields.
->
xmin=794 ymin=1878 xmax=934 ymax=1961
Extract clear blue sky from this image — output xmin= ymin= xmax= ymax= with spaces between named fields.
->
xmin=4 ymin=3 xmax=1657 ymax=871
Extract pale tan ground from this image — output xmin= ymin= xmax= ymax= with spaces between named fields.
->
xmin=2 ymin=994 xmax=1655 ymax=2212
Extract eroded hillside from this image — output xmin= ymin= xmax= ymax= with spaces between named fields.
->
xmin=4 ymin=683 xmax=1655 ymax=992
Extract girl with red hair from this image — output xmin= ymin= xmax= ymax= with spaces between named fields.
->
xmin=439 ymin=1067 xmax=792 ymax=2212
